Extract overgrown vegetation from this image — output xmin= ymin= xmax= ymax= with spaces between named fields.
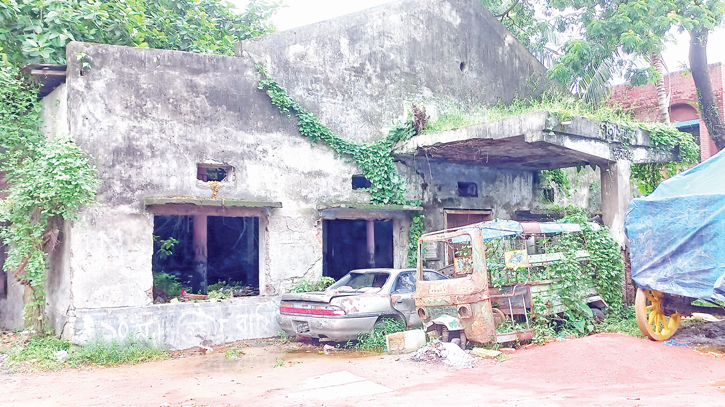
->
xmin=351 ymin=317 xmax=408 ymax=352
xmin=257 ymin=66 xmax=420 ymax=206
xmin=0 ymin=60 xmax=99 ymax=331
xmin=289 ymin=276 xmax=336 ymax=293
xmin=0 ymin=0 xmax=279 ymax=329
xmin=0 ymin=333 xmax=167 ymax=372
xmin=425 ymin=93 xmax=699 ymax=194
xmin=406 ymin=213 xmax=426 ymax=267
xmin=0 ymin=0 xmax=280 ymax=65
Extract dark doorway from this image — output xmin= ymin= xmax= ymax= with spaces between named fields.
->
xmin=152 ymin=215 xmax=259 ymax=301
xmin=323 ymin=219 xmax=394 ymax=280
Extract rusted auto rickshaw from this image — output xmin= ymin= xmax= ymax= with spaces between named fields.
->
xmin=415 ymin=220 xmax=600 ymax=346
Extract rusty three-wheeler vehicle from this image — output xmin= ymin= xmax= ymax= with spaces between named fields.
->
xmin=626 ymin=149 xmax=725 ymax=341
xmin=415 ymin=220 xmax=605 ymax=347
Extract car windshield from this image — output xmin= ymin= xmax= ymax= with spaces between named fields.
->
xmin=328 ymin=272 xmax=390 ymax=290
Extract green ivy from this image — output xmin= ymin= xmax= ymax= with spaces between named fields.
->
xmin=406 ymin=213 xmax=426 ymax=267
xmin=631 ymin=123 xmax=700 ymax=195
xmin=0 ymin=59 xmax=98 ymax=331
xmin=256 ymin=66 xmax=427 ymax=264
xmin=257 ymin=66 xmax=418 ymax=206
xmin=548 ymin=207 xmax=624 ymax=314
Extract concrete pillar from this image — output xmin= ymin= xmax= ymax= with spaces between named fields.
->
xmin=367 ymin=219 xmax=375 ymax=268
xmin=600 ymin=160 xmax=632 ymax=248
xmin=192 ymin=214 xmax=208 ymax=295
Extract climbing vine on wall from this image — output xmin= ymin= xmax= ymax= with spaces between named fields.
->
xmin=0 ymin=59 xmax=98 ymax=331
xmin=256 ymin=66 xmax=428 ymax=264
xmin=257 ymin=66 xmax=419 ymax=206
xmin=630 ymin=124 xmax=700 ymax=195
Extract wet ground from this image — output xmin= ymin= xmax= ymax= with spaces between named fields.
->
xmin=2 ymin=331 xmax=725 ymax=407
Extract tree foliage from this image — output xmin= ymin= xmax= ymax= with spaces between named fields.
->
xmin=0 ymin=0 xmax=280 ymax=65
xmin=546 ymin=0 xmax=725 ymax=149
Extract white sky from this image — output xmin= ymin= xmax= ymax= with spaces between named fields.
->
xmin=234 ymin=0 xmax=725 ymax=73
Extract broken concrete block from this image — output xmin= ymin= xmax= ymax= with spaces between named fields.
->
xmin=499 ymin=347 xmax=516 ymax=354
xmin=386 ymin=330 xmax=426 ymax=355
xmin=470 ymin=348 xmax=502 ymax=359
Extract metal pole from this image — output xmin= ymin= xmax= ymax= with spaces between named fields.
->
xmin=367 ymin=219 xmax=375 ymax=268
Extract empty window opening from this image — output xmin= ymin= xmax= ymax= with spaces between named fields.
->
xmin=459 ymin=61 xmax=467 ymax=72
xmin=352 ymin=175 xmax=372 ymax=190
xmin=197 ymin=164 xmax=231 ymax=182
xmin=542 ymin=187 xmax=555 ymax=203
xmin=322 ymin=219 xmax=394 ymax=280
xmin=152 ymin=215 xmax=259 ymax=302
xmin=457 ymin=182 xmax=478 ymax=197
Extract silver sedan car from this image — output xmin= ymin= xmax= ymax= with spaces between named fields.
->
xmin=276 ymin=268 xmax=447 ymax=342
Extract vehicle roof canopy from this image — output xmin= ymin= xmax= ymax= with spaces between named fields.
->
xmin=433 ymin=220 xmax=582 ymax=243
xmin=625 ymin=148 xmax=725 ymax=301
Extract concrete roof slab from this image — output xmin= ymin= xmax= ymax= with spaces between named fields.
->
xmin=394 ymin=111 xmax=677 ymax=169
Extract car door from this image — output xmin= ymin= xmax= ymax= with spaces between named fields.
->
xmin=391 ymin=271 xmax=420 ymax=327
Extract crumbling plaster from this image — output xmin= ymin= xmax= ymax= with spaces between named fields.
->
xmin=62 ymin=41 xmax=388 ymax=315
xmin=239 ymin=0 xmax=554 ymax=143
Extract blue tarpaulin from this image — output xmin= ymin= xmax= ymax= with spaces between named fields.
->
xmin=625 ymin=149 xmax=725 ymax=301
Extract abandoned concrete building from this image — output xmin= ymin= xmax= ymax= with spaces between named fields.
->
xmin=0 ymin=0 xmax=678 ymax=349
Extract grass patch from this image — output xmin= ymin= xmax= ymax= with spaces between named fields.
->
xmin=594 ymin=306 xmax=644 ymax=338
xmin=423 ymin=92 xmax=645 ymax=135
xmin=69 ymin=334 xmax=168 ymax=366
xmin=0 ymin=332 xmax=168 ymax=372
xmin=351 ymin=317 xmax=408 ymax=352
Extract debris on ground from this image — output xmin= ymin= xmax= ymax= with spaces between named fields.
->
xmin=386 ymin=330 xmax=426 ymax=355
xmin=672 ymin=319 xmax=725 ymax=348
xmin=470 ymin=348 xmax=501 ymax=359
xmin=410 ymin=340 xmax=474 ymax=368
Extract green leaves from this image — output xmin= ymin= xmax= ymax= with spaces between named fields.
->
xmin=0 ymin=58 xmax=99 ymax=331
xmin=0 ymin=0 xmax=280 ymax=65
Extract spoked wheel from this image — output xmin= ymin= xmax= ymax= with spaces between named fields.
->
xmin=635 ymin=288 xmax=681 ymax=341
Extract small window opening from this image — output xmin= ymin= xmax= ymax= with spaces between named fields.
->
xmin=197 ymin=164 xmax=231 ymax=182
xmin=542 ymin=187 xmax=555 ymax=202
xmin=459 ymin=61 xmax=467 ymax=72
xmin=457 ymin=182 xmax=478 ymax=197
xmin=352 ymin=175 xmax=372 ymax=190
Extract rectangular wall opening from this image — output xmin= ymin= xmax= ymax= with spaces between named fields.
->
xmin=152 ymin=215 xmax=259 ymax=302
xmin=322 ymin=219 xmax=393 ymax=280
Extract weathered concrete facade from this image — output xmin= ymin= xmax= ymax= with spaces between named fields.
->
xmin=1 ymin=0 xmax=670 ymax=347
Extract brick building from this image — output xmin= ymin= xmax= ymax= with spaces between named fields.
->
xmin=610 ymin=63 xmax=724 ymax=161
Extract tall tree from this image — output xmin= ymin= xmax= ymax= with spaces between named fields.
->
xmin=0 ymin=0 xmax=279 ymax=65
xmin=547 ymin=0 xmax=725 ymax=151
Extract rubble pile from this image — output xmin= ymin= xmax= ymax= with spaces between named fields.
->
xmin=410 ymin=340 xmax=474 ymax=369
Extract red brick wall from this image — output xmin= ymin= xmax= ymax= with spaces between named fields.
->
xmin=610 ymin=63 xmax=724 ymax=160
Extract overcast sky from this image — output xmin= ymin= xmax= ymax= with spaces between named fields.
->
xmin=233 ymin=0 xmax=725 ymax=73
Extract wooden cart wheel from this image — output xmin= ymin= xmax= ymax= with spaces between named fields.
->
xmin=635 ymin=288 xmax=681 ymax=341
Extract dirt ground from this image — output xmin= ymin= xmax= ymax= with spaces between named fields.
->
xmin=2 ymin=332 xmax=725 ymax=407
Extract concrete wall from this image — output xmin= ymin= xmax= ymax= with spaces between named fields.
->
xmin=71 ymin=297 xmax=280 ymax=350
xmin=0 ymin=272 xmax=25 ymax=330
xmin=240 ymin=0 xmax=554 ymax=143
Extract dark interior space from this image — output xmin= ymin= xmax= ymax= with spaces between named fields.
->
xmin=323 ymin=219 xmax=394 ymax=280
xmin=152 ymin=215 xmax=259 ymax=300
